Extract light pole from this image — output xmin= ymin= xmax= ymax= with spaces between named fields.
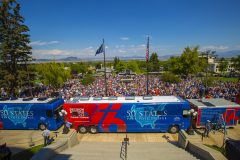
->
xmin=187 ymin=109 xmax=198 ymax=135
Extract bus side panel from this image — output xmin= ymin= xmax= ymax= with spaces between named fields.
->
xmin=0 ymin=103 xmax=36 ymax=130
xmin=64 ymin=102 xmax=190 ymax=133
xmin=198 ymin=107 xmax=240 ymax=127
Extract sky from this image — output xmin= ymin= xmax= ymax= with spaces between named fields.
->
xmin=18 ymin=0 xmax=240 ymax=59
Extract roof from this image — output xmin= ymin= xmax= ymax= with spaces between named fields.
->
xmin=187 ymin=98 xmax=240 ymax=108
xmin=0 ymin=98 xmax=57 ymax=104
xmin=66 ymin=96 xmax=185 ymax=104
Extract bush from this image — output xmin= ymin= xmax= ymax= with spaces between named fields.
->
xmin=161 ymin=72 xmax=181 ymax=83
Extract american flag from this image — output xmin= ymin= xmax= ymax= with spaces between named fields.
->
xmin=146 ymin=36 xmax=149 ymax=62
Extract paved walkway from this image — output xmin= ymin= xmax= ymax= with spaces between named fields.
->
xmin=52 ymin=141 xmax=197 ymax=160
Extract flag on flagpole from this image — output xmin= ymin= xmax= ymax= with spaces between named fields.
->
xmin=146 ymin=36 xmax=149 ymax=61
xmin=95 ymin=43 xmax=105 ymax=56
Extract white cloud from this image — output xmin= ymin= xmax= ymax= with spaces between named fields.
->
xmin=30 ymin=40 xmax=60 ymax=46
xmin=118 ymin=49 xmax=126 ymax=53
xmin=202 ymin=45 xmax=229 ymax=50
xmin=120 ymin=37 xmax=129 ymax=40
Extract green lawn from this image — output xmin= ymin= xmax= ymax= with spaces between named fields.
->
xmin=11 ymin=144 xmax=44 ymax=160
xmin=212 ymin=77 xmax=239 ymax=82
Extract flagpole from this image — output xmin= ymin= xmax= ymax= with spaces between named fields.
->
xmin=146 ymin=37 xmax=149 ymax=95
xmin=103 ymin=39 xmax=107 ymax=96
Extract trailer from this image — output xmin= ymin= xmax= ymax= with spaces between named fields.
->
xmin=187 ymin=98 xmax=240 ymax=128
xmin=0 ymin=97 xmax=64 ymax=130
xmin=63 ymin=96 xmax=192 ymax=134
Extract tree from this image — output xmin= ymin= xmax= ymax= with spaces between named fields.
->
xmin=69 ymin=62 xmax=88 ymax=75
xmin=149 ymin=52 xmax=160 ymax=72
xmin=35 ymin=63 xmax=71 ymax=88
xmin=113 ymin=56 xmax=120 ymax=69
xmin=168 ymin=56 xmax=183 ymax=74
xmin=0 ymin=0 xmax=32 ymax=95
xmin=231 ymin=55 xmax=240 ymax=73
xmin=179 ymin=46 xmax=202 ymax=75
xmin=218 ymin=58 xmax=228 ymax=74
xmin=115 ymin=61 xmax=126 ymax=73
xmin=126 ymin=61 xmax=140 ymax=73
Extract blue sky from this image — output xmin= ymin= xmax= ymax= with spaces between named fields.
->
xmin=18 ymin=0 xmax=240 ymax=59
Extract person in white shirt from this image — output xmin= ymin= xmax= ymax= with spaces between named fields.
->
xmin=42 ymin=127 xmax=50 ymax=146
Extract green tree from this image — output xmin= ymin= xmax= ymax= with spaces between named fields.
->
xmin=218 ymin=58 xmax=229 ymax=74
xmin=81 ymin=74 xmax=95 ymax=85
xmin=35 ymin=63 xmax=71 ymax=88
xmin=0 ymin=0 xmax=32 ymax=95
xmin=69 ymin=62 xmax=88 ymax=75
xmin=113 ymin=56 xmax=120 ymax=69
xmin=149 ymin=52 xmax=159 ymax=72
xmin=231 ymin=55 xmax=240 ymax=73
xmin=115 ymin=61 xmax=126 ymax=73
xmin=126 ymin=61 xmax=140 ymax=73
xmin=168 ymin=56 xmax=183 ymax=74
xmin=161 ymin=72 xmax=181 ymax=83
xmin=179 ymin=46 xmax=201 ymax=75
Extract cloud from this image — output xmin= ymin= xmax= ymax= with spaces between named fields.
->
xmin=30 ymin=40 xmax=60 ymax=46
xmin=202 ymin=45 xmax=229 ymax=50
xmin=120 ymin=37 xmax=129 ymax=41
xmin=118 ymin=49 xmax=126 ymax=53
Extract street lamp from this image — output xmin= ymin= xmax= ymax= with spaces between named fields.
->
xmin=187 ymin=109 xmax=198 ymax=135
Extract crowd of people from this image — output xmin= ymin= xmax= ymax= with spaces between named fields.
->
xmin=59 ymin=74 xmax=240 ymax=102
xmin=1 ymin=74 xmax=239 ymax=102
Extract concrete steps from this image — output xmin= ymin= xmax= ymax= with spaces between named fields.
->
xmin=52 ymin=142 xmax=198 ymax=160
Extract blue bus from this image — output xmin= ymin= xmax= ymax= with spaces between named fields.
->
xmin=0 ymin=97 xmax=64 ymax=130
xmin=64 ymin=96 xmax=192 ymax=133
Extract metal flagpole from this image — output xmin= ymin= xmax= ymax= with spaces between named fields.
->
xmin=103 ymin=39 xmax=107 ymax=96
xmin=146 ymin=37 xmax=149 ymax=95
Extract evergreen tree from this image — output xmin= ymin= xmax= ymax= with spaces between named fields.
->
xmin=149 ymin=52 xmax=159 ymax=72
xmin=113 ymin=56 xmax=120 ymax=69
xmin=0 ymin=0 xmax=32 ymax=96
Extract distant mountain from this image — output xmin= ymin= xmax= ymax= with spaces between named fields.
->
xmin=216 ymin=50 xmax=240 ymax=58
xmin=59 ymin=56 xmax=80 ymax=61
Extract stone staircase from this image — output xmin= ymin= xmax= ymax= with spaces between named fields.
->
xmin=52 ymin=141 xmax=198 ymax=160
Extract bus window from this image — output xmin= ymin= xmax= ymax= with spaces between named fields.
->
xmin=54 ymin=105 xmax=63 ymax=119
xmin=46 ymin=110 xmax=53 ymax=118
xmin=183 ymin=110 xmax=190 ymax=118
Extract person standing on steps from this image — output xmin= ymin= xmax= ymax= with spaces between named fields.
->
xmin=42 ymin=127 xmax=50 ymax=146
xmin=204 ymin=120 xmax=211 ymax=137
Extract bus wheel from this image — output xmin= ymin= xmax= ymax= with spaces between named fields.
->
xmin=89 ymin=126 xmax=98 ymax=134
xmin=38 ymin=123 xmax=47 ymax=131
xmin=169 ymin=125 xmax=179 ymax=134
xmin=78 ymin=126 xmax=88 ymax=134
